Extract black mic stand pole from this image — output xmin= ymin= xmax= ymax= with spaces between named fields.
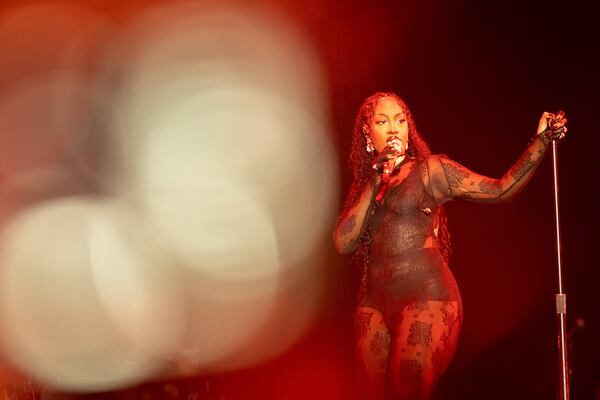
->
xmin=551 ymin=139 xmax=570 ymax=400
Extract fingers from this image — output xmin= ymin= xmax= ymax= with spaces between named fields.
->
xmin=551 ymin=111 xmax=567 ymax=129
xmin=542 ymin=111 xmax=565 ymax=123
xmin=552 ymin=111 xmax=566 ymax=126
xmin=372 ymin=156 xmax=394 ymax=170
xmin=542 ymin=110 xmax=568 ymax=141
xmin=375 ymin=146 xmax=400 ymax=162
xmin=372 ymin=145 xmax=403 ymax=173
xmin=372 ymin=153 xmax=391 ymax=171
xmin=542 ymin=111 xmax=567 ymax=126
xmin=538 ymin=112 xmax=554 ymax=133
xmin=550 ymin=125 xmax=567 ymax=140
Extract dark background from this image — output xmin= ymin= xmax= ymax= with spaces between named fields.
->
xmin=1 ymin=0 xmax=598 ymax=399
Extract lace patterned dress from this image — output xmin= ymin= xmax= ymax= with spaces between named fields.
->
xmin=360 ymin=159 xmax=460 ymax=326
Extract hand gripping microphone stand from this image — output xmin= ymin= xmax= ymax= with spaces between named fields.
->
xmin=551 ymin=137 xmax=570 ymax=400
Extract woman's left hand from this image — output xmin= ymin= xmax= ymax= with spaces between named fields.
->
xmin=537 ymin=111 xmax=568 ymax=141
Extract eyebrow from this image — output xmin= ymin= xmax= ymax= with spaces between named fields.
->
xmin=374 ymin=113 xmax=405 ymax=118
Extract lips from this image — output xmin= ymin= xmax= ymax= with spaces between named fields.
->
xmin=386 ymin=136 xmax=403 ymax=154
xmin=386 ymin=136 xmax=401 ymax=145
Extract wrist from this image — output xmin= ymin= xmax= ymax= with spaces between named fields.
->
xmin=532 ymin=128 xmax=551 ymax=148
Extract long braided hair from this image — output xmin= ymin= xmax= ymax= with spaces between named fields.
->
xmin=341 ymin=92 xmax=451 ymax=293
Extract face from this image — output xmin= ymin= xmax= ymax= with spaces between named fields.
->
xmin=366 ymin=97 xmax=409 ymax=154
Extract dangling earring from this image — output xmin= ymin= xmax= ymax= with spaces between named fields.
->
xmin=363 ymin=126 xmax=375 ymax=153
xmin=365 ymin=136 xmax=375 ymax=153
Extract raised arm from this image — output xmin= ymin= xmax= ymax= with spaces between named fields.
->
xmin=426 ymin=111 xmax=567 ymax=204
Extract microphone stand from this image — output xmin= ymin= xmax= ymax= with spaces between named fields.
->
xmin=551 ymin=139 xmax=570 ymax=400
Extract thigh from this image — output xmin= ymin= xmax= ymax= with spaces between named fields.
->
xmin=355 ymin=306 xmax=391 ymax=400
xmin=387 ymin=300 xmax=462 ymax=399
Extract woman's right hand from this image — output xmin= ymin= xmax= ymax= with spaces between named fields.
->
xmin=372 ymin=145 xmax=400 ymax=171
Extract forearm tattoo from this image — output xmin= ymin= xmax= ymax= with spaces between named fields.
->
xmin=509 ymin=151 xmax=535 ymax=181
xmin=478 ymin=178 xmax=503 ymax=195
xmin=339 ymin=214 xmax=357 ymax=236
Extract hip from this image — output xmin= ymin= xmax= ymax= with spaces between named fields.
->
xmin=365 ymin=247 xmax=460 ymax=302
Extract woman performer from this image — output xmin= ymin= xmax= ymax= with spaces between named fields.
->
xmin=333 ymin=92 xmax=567 ymax=400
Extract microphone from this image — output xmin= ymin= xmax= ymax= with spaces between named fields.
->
xmin=374 ymin=136 xmax=404 ymax=203
xmin=372 ymin=136 xmax=404 ymax=174
xmin=545 ymin=110 xmax=567 ymax=140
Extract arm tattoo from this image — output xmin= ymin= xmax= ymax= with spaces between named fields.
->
xmin=339 ymin=214 xmax=357 ymax=236
xmin=509 ymin=152 xmax=535 ymax=181
xmin=478 ymin=178 xmax=503 ymax=195
xmin=441 ymin=161 xmax=470 ymax=191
